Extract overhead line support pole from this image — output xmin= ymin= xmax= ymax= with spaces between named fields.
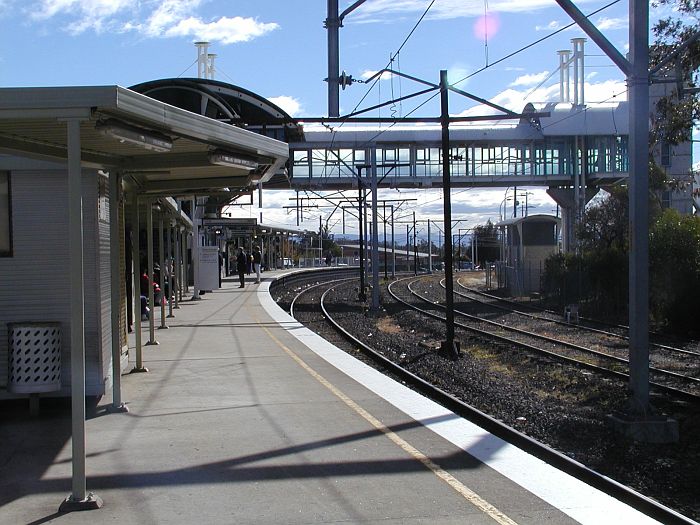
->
xmin=371 ymin=149 xmax=380 ymax=311
xmin=358 ymin=175 xmax=366 ymax=301
xmin=440 ymin=70 xmax=458 ymax=360
xmin=627 ymin=0 xmax=650 ymax=414
xmin=383 ymin=202 xmax=388 ymax=280
xmin=326 ymin=0 xmax=340 ymax=117
xmin=555 ymin=0 xmax=678 ymax=442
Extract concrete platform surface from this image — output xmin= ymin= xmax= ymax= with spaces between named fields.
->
xmin=0 ymin=272 xmax=665 ymax=524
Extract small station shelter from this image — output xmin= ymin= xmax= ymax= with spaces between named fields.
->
xmin=496 ymin=214 xmax=561 ymax=295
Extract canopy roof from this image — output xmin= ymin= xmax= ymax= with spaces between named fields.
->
xmin=0 ymin=85 xmax=289 ymax=196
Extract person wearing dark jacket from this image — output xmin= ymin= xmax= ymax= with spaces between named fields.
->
xmin=236 ymin=247 xmax=247 ymax=288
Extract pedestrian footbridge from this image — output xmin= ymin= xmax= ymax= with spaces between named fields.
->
xmin=287 ymin=101 xmax=629 ymax=190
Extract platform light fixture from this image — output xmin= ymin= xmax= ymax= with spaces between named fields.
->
xmin=96 ymin=119 xmax=173 ymax=153
xmin=208 ymin=149 xmax=258 ymax=170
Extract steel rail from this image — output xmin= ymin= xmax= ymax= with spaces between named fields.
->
xmin=390 ymin=276 xmax=699 ymax=403
xmin=450 ymin=281 xmax=700 ymax=379
xmin=312 ymin=278 xmax=697 ymax=525
xmin=460 ymin=278 xmax=700 ymax=356
xmin=426 ymin=279 xmax=698 ymax=386
xmin=289 ymin=276 xmax=357 ymax=319
xmin=432 ymin=278 xmax=700 ymax=390
xmin=456 ymin=279 xmax=700 ymax=357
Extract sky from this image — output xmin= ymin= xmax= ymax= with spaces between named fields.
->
xmin=0 ymin=0 xmax=697 ymax=237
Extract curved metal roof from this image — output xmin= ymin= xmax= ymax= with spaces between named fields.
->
xmin=528 ymin=101 xmax=628 ymax=136
xmin=129 ymin=78 xmax=304 ymax=142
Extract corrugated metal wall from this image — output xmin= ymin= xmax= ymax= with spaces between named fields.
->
xmin=0 ymin=169 xmax=108 ymax=397
xmin=97 ymin=173 xmax=112 ymax=391
xmin=118 ymin=181 xmax=128 ymax=364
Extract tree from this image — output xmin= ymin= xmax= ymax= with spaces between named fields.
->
xmin=649 ymin=0 xmax=700 ymax=148
xmin=540 ymin=1 xmax=700 ymax=328
xmin=649 ymin=0 xmax=700 ymax=202
xmin=471 ymin=220 xmax=500 ymax=263
xmin=649 ymin=209 xmax=700 ymax=332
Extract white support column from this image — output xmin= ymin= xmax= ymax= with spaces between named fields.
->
xmin=108 ymin=171 xmax=128 ymax=413
xmin=130 ymin=194 xmax=146 ymax=372
xmin=258 ymin=182 xmax=263 ymax=223
xmin=182 ymin=231 xmax=189 ymax=296
xmin=564 ymin=51 xmax=571 ymax=103
xmin=427 ymin=219 xmax=432 ymax=273
xmin=572 ymin=43 xmax=579 ymax=106
xmin=174 ymin=225 xmax=181 ymax=308
xmin=146 ymin=200 xmax=158 ymax=345
xmin=558 ymin=50 xmax=570 ymax=102
xmin=167 ymin=224 xmax=175 ymax=318
xmin=195 ymin=41 xmax=210 ymax=79
xmin=191 ymin=196 xmax=201 ymax=300
xmin=390 ymin=205 xmax=395 ymax=278
xmin=158 ymin=217 xmax=168 ymax=330
xmin=59 ymin=118 xmax=102 ymax=512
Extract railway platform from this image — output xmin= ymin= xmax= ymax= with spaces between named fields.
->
xmin=0 ymin=271 xmax=670 ymax=524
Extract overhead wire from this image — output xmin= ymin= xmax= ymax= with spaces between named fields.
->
xmin=483 ymin=0 xmax=490 ymax=67
xmin=311 ymin=0 xmax=623 ymax=229
xmin=335 ymin=0 xmax=438 ymax=126
xmin=176 ymin=58 xmax=198 ymax=78
xmin=315 ymin=0 xmax=439 ymax=214
xmin=451 ymin=0 xmax=621 ymax=88
xmin=338 ymin=0 xmax=622 ymax=149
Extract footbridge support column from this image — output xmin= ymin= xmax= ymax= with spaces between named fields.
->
xmin=546 ymin=187 xmax=599 ymax=252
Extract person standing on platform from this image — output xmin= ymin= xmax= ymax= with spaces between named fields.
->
xmin=236 ymin=247 xmax=247 ymax=288
xmin=252 ymin=246 xmax=262 ymax=284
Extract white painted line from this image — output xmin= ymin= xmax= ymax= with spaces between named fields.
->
xmin=258 ymin=282 xmax=663 ymax=525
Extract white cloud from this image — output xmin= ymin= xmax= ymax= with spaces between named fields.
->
xmin=535 ymin=20 xmax=563 ymax=31
xmin=163 ymin=16 xmax=278 ymax=44
xmin=353 ymin=0 xmax=597 ymax=22
xmin=141 ymin=0 xmax=203 ymax=36
xmin=509 ymin=71 xmax=550 ymax=87
xmin=453 ymin=84 xmax=560 ymax=118
xmin=32 ymin=0 xmax=135 ymax=20
xmin=359 ymin=68 xmax=417 ymax=83
xmin=31 ymin=0 xmax=136 ymax=33
xmin=267 ymin=95 xmax=302 ymax=117
xmin=360 ymin=69 xmax=394 ymax=81
xmin=584 ymin=79 xmax=627 ymax=103
xmin=27 ymin=0 xmax=279 ymax=44
xmin=595 ymin=16 xmax=627 ymax=31
xmin=450 ymin=78 xmax=627 ymax=121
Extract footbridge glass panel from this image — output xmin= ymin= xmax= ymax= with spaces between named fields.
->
xmin=290 ymin=134 xmax=628 ymax=189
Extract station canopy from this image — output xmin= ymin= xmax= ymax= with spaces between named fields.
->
xmin=0 ymin=85 xmax=289 ymax=197
xmin=130 ymin=78 xmax=303 ymax=192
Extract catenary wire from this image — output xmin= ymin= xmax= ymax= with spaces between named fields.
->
xmin=451 ymin=0 xmax=621 ymax=87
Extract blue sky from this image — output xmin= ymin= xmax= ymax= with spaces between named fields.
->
xmin=0 ymin=0 xmax=695 ymax=235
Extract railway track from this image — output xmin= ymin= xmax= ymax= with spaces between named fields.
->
xmin=454 ymin=277 xmax=700 ymax=356
xmin=398 ymin=275 xmax=700 ymax=402
xmin=271 ymin=270 xmax=698 ymax=525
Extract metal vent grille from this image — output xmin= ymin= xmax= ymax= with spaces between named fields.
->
xmin=8 ymin=323 xmax=61 ymax=393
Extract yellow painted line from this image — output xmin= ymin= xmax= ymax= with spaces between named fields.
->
xmin=258 ymin=321 xmax=519 ymax=525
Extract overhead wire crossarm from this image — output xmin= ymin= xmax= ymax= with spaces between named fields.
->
xmin=298 ymin=112 xmax=550 ymax=124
